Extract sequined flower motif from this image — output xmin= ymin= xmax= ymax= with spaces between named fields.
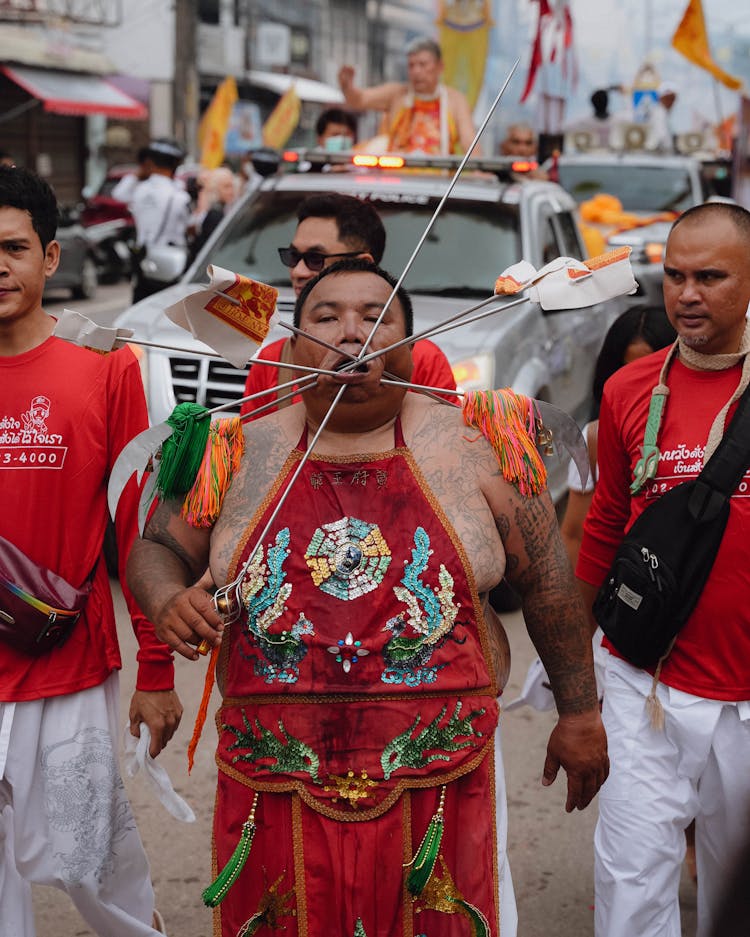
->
xmin=328 ymin=632 xmax=370 ymax=673
xmin=306 ymin=516 xmax=391 ymax=601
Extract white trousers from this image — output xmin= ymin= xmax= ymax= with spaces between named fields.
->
xmin=0 ymin=674 xmax=162 ymax=937
xmin=494 ymin=724 xmax=518 ymax=937
xmin=594 ymin=656 xmax=750 ymax=937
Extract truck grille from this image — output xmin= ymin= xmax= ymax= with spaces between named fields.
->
xmin=170 ymin=357 xmax=250 ymax=414
xmin=168 ymin=299 xmax=295 ymax=416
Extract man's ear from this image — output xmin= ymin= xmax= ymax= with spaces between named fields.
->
xmin=44 ymin=240 xmax=61 ymax=279
xmin=358 ymin=251 xmax=374 ymax=264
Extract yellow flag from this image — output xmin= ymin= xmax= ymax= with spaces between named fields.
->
xmin=437 ymin=0 xmax=493 ymax=109
xmin=199 ymin=77 xmax=239 ymax=169
xmin=672 ymin=0 xmax=742 ymax=91
xmin=262 ymin=85 xmax=301 ymax=150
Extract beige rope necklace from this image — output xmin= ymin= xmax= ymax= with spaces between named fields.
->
xmin=630 ymin=323 xmax=750 ymax=493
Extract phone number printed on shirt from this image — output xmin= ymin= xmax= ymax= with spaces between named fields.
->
xmin=1 ymin=445 xmax=67 ymax=469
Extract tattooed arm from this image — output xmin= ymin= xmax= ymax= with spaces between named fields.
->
xmin=488 ymin=480 xmax=608 ymax=811
xmin=126 ymin=500 xmax=223 ymax=662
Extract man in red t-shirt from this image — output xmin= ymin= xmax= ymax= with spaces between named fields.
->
xmin=577 ymin=202 xmax=750 ymax=937
xmin=0 ymin=167 xmax=178 ymax=934
xmin=240 ymin=193 xmax=456 ymax=419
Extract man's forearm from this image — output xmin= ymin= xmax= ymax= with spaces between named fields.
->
xmin=500 ymin=493 xmax=599 ymax=715
xmin=127 ymin=537 xmax=197 ymax=624
xmin=576 ymin=577 xmax=600 ymax=639
xmin=522 ymin=581 xmax=599 ymax=715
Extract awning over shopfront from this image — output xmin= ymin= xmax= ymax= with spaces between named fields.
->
xmin=0 ymin=65 xmax=147 ymax=119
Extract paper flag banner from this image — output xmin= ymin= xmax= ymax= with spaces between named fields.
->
xmin=494 ymin=260 xmax=540 ymax=295
xmin=53 ymin=309 xmax=134 ymax=352
xmin=494 ymin=247 xmax=636 ymax=311
xmin=165 ymin=265 xmax=278 ymax=369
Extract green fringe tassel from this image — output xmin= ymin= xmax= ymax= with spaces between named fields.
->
xmin=202 ymin=794 xmax=258 ymax=908
xmin=157 ymin=402 xmax=211 ymax=500
xmin=352 ymin=918 xmax=368 ymax=937
xmin=406 ymin=786 xmax=446 ymax=896
xmin=237 ymin=914 xmax=263 ymax=937
xmin=454 ymin=899 xmax=491 ymax=937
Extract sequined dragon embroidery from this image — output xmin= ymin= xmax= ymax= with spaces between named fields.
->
xmin=381 ymin=526 xmax=461 ymax=686
xmin=240 ymin=527 xmax=313 ymax=684
xmin=380 ymin=701 xmax=486 ymax=780
xmin=224 ymin=710 xmax=320 ymax=780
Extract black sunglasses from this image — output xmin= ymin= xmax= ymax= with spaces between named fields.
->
xmin=277 ymin=246 xmax=362 ymax=272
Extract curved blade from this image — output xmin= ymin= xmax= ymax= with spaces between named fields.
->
xmin=108 ymin=423 xmax=173 ymax=521
xmin=534 ymin=400 xmax=590 ymax=491
xmin=138 ymin=469 xmax=159 ymax=536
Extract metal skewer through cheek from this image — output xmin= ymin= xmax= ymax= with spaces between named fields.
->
xmin=209 ymin=60 xmax=520 ymax=626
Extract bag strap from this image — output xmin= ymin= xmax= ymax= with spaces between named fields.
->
xmin=689 ymin=382 xmax=750 ymax=521
xmin=145 ymin=190 xmax=176 ymax=248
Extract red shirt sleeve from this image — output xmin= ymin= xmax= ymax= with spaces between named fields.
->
xmin=108 ymin=348 xmax=175 ymax=691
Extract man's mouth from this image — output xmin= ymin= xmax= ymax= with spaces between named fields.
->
xmin=334 ymin=359 xmax=368 ymax=374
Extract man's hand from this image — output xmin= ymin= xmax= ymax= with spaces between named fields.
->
xmin=542 ymin=709 xmax=609 ymax=812
xmin=338 ymin=65 xmax=355 ymax=94
xmin=153 ymin=586 xmax=225 ymax=661
xmin=129 ymin=689 xmax=183 ymax=757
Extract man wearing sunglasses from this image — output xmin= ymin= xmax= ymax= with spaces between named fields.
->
xmin=240 ymin=193 xmax=456 ymax=418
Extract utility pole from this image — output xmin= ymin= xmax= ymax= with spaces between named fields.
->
xmin=173 ymin=0 xmax=199 ymax=156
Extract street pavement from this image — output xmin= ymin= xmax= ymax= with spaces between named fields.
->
xmin=33 ymin=280 xmax=698 ymax=935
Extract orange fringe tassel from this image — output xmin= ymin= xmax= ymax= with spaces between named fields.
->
xmin=462 ymin=389 xmax=547 ymax=497
xmin=188 ymin=643 xmax=218 ymax=773
xmin=181 ymin=417 xmax=245 ymax=527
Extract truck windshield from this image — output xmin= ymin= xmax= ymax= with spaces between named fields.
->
xmin=189 ymin=189 xmax=520 ymax=298
xmin=558 ymin=163 xmax=696 ymax=213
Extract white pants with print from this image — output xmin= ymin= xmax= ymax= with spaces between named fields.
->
xmin=0 ymin=673 xmax=162 ymax=937
xmin=595 ymin=656 xmax=750 ymax=937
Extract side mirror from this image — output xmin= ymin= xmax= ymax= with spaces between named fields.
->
xmin=251 ymin=148 xmax=282 ymax=177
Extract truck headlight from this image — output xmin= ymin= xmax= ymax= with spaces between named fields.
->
xmin=451 ymin=353 xmax=495 ymax=392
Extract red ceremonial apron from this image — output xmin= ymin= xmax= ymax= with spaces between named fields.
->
xmin=213 ymin=421 xmax=501 ymax=937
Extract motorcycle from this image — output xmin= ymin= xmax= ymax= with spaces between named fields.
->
xmin=84 ymin=217 xmax=136 ymax=284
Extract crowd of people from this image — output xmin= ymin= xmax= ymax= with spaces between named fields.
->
xmin=1 ymin=29 xmax=749 ymax=937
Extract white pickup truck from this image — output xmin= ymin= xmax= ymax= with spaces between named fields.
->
xmin=115 ymin=152 xmax=625 ymax=502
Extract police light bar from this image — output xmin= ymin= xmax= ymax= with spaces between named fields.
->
xmin=510 ymin=159 xmax=538 ymax=173
xmin=280 ymin=149 xmax=540 ymax=179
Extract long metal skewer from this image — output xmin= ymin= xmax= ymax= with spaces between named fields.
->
xmin=210 ymin=61 xmax=520 ymax=623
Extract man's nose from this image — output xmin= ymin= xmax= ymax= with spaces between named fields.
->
xmin=292 ymin=255 xmax=313 ymax=277
xmin=338 ymin=312 xmax=366 ymax=343
xmin=678 ymin=277 xmax=701 ymax=304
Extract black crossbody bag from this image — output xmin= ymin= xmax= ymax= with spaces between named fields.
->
xmin=593 ymin=382 xmax=750 ymax=668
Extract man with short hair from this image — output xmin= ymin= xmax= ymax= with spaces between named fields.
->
xmin=0 ymin=166 xmax=180 ymax=935
xmin=577 ymin=201 xmax=750 ymax=937
xmin=315 ymin=107 xmax=357 ymax=151
xmin=240 ymin=193 xmax=456 ymax=418
xmin=338 ymin=37 xmax=478 ymax=155
xmin=499 ymin=123 xmax=537 ymax=157
xmin=128 ymin=258 xmax=607 ymax=937
xmin=129 ymin=139 xmax=191 ymax=302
